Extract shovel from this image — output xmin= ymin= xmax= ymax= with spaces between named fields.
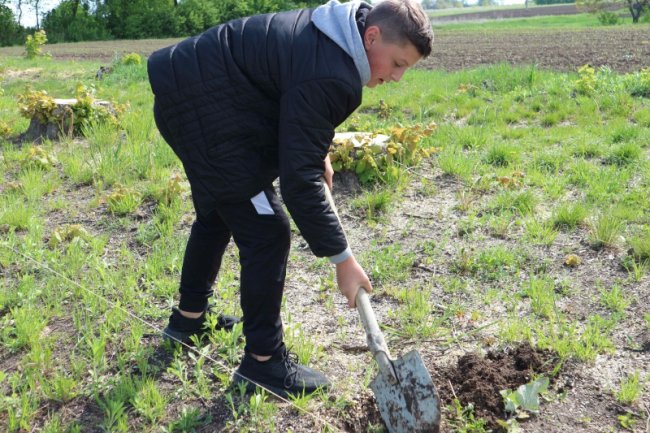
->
xmin=322 ymin=180 xmax=441 ymax=433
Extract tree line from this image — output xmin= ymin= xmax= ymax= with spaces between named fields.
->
xmin=0 ymin=0 xmax=327 ymax=46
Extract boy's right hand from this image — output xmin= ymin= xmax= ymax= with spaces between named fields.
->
xmin=336 ymin=256 xmax=372 ymax=308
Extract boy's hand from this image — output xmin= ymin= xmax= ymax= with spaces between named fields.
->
xmin=336 ymin=256 xmax=372 ymax=308
xmin=324 ymin=154 xmax=334 ymax=191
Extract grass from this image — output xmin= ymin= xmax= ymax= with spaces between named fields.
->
xmin=615 ymin=371 xmax=644 ymax=405
xmin=1 ymin=44 xmax=649 ymax=432
xmin=431 ymin=10 xmax=643 ymax=32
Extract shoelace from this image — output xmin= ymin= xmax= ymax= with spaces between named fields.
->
xmin=282 ymin=350 xmax=299 ymax=388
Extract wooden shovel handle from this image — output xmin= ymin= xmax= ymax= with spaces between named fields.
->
xmin=322 ymin=179 xmax=395 ymax=378
xmin=356 ymin=288 xmax=395 ymax=377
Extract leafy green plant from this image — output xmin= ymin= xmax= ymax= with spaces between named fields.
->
xmin=105 ymin=185 xmax=141 ymax=215
xmin=120 ymin=52 xmax=142 ymax=65
xmin=575 ymin=65 xmax=597 ymax=96
xmin=329 ymin=123 xmax=437 ymax=183
xmin=18 ymin=85 xmax=122 ymax=138
xmin=49 ymin=224 xmax=90 ymax=248
xmin=132 ymin=378 xmax=167 ymax=423
xmin=24 ymin=30 xmax=48 ymax=59
xmin=501 ymin=376 xmax=550 ymax=416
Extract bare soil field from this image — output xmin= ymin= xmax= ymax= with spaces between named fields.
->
xmin=423 ymin=27 xmax=650 ymax=73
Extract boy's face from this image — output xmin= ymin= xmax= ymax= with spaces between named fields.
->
xmin=363 ymin=26 xmax=422 ymax=88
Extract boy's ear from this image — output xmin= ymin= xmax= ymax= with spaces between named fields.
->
xmin=363 ymin=25 xmax=381 ymax=50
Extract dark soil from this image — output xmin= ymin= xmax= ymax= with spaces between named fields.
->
xmin=431 ymin=343 xmax=557 ymax=431
xmin=422 ymin=27 xmax=650 ymax=73
xmin=341 ymin=392 xmax=384 ymax=433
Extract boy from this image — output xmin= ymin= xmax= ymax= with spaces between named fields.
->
xmin=148 ymin=0 xmax=433 ymax=397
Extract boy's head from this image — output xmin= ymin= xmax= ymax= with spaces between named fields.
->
xmin=363 ymin=0 xmax=434 ymax=88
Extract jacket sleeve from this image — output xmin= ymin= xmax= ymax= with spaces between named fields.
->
xmin=278 ymin=79 xmax=358 ymax=258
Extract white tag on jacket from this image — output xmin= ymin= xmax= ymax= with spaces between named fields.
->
xmin=251 ymin=191 xmax=275 ymax=215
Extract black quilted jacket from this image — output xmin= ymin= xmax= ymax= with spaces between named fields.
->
xmin=148 ymin=8 xmax=363 ymax=258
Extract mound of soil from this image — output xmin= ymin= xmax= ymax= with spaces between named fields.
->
xmin=435 ymin=343 xmax=557 ymax=430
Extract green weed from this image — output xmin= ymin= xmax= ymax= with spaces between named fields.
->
xmin=552 ymin=202 xmax=588 ymax=230
xmin=588 ymin=213 xmax=624 ymax=249
xmin=350 ymin=188 xmax=394 ymax=221
xmin=599 ymin=283 xmax=631 ymax=315
xmin=616 ymin=371 xmax=643 ymax=405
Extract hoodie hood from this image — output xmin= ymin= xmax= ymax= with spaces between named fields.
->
xmin=311 ymin=0 xmax=372 ymax=86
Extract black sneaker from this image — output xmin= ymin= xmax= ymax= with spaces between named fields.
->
xmin=232 ymin=345 xmax=331 ymax=398
xmin=162 ymin=306 xmax=240 ymax=345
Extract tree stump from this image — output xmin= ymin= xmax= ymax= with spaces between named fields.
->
xmin=19 ymin=98 xmax=114 ymax=143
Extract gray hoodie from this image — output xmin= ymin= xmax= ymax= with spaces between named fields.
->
xmin=312 ymin=0 xmax=372 ymax=86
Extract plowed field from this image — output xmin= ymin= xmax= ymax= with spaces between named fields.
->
xmin=422 ymin=27 xmax=650 ymax=73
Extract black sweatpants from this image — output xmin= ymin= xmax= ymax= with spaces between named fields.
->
xmin=154 ymin=104 xmax=289 ymax=356
xmin=179 ymin=189 xmax=290 ymax=356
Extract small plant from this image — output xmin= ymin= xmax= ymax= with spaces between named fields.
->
xmin=0 ymin=120 xmax=12 ymax=138
xmin=599 ymin=283 xmax=630 ymax=315
xmin=157 ymin=172 xmax=185 ymax=205
xmin=350 ymin=188 xmax=394 ymax=221
xmin=120 ymin=52 xmax=142 ymax=65
xmin=98 ymin=397 xmax=128 ymax=433
xmin=24 ymin=30 xmax=48 ymax=59
xmin=588 ymin=213 xmax=624 ymax=250
xmin=447 ymin=399 xmax=488 ymax=433
xmin=484 ymin=142 xmax=518 ymax=167
xmin=23 ymin=145 xmax=58 ymax=170
xmin=49 ymin=224 xmax=90 ymax=248
xmin=628 ymin=67 xmax=650 ymax=98
xmin=105 ymin=185 xmax=141 ymax=215
xmin=616 ymin=371 xmax=643 ymax=405
xmin=524 ymin=277 xmax=557 ymax=318
xmin=501 ymin=376 xmax=550 ymax=417
xmin=627 ymin=228 xmax=650 ymax=262
xmin=575 ymin=65 xmax=597 ymax=96
xmin=552 ymin=202 xmax=587 ymax=230
xmin=132 ymin=378 xmax=167 ymax=423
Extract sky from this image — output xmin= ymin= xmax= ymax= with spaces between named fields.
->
xmin=9 ymin=0 xmax=527 ymax=28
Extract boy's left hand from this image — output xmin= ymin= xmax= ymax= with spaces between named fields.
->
xmin=324 ymin=154 xmax=334 ymax=191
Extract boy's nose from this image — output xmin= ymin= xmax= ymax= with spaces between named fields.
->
xmin=391 ymin=69 xmax=405 ymax=83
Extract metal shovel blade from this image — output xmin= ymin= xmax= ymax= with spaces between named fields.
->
xmin=370 ymin=350 xmax=441 ymax=433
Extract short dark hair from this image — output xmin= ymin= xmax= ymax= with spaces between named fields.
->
xmin=366 ymin=0 xmax=434 ymax=58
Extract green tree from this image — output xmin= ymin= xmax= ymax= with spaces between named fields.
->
xmin=0 ymin=3 xmax=24 ymax=46
xmin=578 ymin=0 xmax=649 ymax=22
xmin=42 ymin=0 xmax=110 ymax=42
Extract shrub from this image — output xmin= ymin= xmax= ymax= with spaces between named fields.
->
xmin=120 ymin=53 xmax=142 ymax=66
xmin=24 ymin=30 xmax=48 ymax=59
xmin=597 ymin=11 xmax=619 ymax=25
